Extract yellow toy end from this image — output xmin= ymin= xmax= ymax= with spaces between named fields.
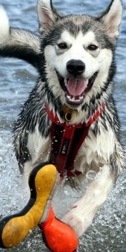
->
xmin=0 ymin=162 xmax=58 ymax=248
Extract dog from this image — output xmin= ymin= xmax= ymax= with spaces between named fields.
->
xmin=0 ymin=0 xmax=123 ymax=238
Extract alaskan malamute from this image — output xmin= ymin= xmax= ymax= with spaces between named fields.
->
xmin=0 ymin=0 xmax=123 ymax=237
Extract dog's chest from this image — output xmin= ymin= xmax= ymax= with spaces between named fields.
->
xmin=28 ymin=121 xmax=115 ymax=175
xmin=74 ymin=125 xmax=115 ymax=173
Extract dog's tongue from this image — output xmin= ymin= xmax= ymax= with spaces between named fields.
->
xmin=66 ymin=79 xmax=88 ymax=96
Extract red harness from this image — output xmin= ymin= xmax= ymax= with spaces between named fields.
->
xmin=45 ymin=103 xmax=105 ymax=177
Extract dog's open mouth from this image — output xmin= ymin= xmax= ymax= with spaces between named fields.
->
xmin=56 ymin=71 xmax=98 ymax=106
xmin=65 ymin=78 xmax=88 ymax=105
xmin=64 ymin=72 xmax=98 ymax=106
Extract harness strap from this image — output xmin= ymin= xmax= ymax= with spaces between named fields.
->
xmin=45 ymin=103 xmax=105 ymax=176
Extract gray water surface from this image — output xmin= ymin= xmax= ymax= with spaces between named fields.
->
xmin=0 ymin=0 xmax=126 ymax=251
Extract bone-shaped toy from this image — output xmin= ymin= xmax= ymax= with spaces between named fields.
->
xmin=0 ymin=162 xmax=78 ymax=252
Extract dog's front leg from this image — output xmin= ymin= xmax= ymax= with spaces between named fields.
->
xmin=62 ymin=164 xmax=115 ymax=237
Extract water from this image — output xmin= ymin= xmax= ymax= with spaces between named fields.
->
xmin=0 ymin=0 xmax=126 ymax=251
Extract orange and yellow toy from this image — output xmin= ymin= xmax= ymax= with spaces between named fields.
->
xmin=0 ymin=162 xmax=78 ymax=252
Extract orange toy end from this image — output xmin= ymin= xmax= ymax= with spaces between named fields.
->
xmin=39 ymin=208 xmax=78 ymax=252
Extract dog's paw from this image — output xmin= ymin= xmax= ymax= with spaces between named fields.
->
xmin=62 ymin=201 xmax=93 ymax=237
xmin=0 ymin=6 xmax=9 ymax=42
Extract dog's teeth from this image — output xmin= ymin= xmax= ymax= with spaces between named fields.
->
xmin=67 ymin=94 xmax=84 ymax=103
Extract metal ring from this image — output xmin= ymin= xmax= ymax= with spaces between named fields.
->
xmin=64 ymin=113 xmax=72 ymax=122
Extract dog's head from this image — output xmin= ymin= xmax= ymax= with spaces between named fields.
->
xmin=38 ymin=0 xmax=122 ymax=110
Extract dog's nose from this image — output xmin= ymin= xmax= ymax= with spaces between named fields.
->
xmin=67 ymin=60 xmax=85 ymax=76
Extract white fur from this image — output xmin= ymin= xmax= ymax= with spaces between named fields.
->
xmin=0 ymin=6 xmax=9 ymax=42
xmin=27 ymin=124 xmax=50 ymax=164
xmin=74 ymin=124 xmax=116 ymax=174
xmin=23 ymin=125 xmax=50 ymax=188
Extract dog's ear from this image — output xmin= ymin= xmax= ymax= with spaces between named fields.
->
xmin=37 ymin=0 xmax=61 ymax=32
xmin=99 ymin=0 xmax=122 ymax=40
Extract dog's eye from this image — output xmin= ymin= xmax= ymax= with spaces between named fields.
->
xmin=57 ymin=42 xmax=68 ymax=50
xmin=88 ymin=44 xmax=98 ymax=51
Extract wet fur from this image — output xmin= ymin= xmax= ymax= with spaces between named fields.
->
xmin=0 ymin=0 xmax=123 ymax=237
